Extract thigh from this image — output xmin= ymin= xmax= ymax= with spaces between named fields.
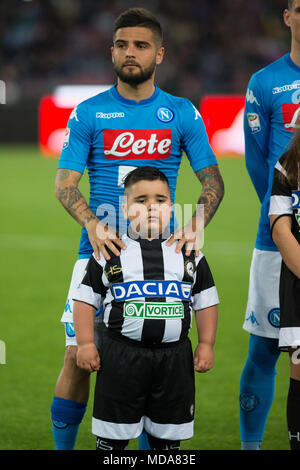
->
xmin=92 ymin=334 xmax=152 ymax=440
xmin=145 ymin=338 xmax=195 ymax=441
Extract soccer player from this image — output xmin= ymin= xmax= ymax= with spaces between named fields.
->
xmin=269 ymin=131 xmax=300 ymax=450
xmin=73 ymin=166 xmax=219 ymax=450
xmin=240 ymin=0 xmax=300 ymax=450
xmin=50 ymin=8 xmax=224 ymax=450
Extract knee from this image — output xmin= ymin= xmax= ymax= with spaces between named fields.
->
xmin=63 ymin=346 xmax=89 ymax=379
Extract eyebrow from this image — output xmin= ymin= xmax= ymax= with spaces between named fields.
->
xmin=133 ymin=194 xmax=169 ymax=199
xmin=114 ymin=39 xmax=151 ymax=47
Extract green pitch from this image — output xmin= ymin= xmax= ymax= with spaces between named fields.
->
xmin=0 ymin=145 xmax=290 ymax=450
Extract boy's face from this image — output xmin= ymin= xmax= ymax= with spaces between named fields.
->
xmin=123 ymin=179 xmax=172 ymax=239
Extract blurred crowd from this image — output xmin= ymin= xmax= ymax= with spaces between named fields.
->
xmin=0 ymin=0 xmax=290 ymax=106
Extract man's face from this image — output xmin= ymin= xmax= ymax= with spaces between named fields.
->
xmin=111 ymin=27 xmax=164 ymax=85
xmin=284 ymin=0 xmax=300 ymax=43
xmin=122 ymin=179 xmax=172 ymax=239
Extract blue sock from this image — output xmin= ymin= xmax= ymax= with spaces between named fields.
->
xmin=51 ymin=396 xmax=87 ymax=450
xmin=138 ymin=430 xmax=150 ymax=450
xmin=239 ymin=334 xmax=280 ymax=448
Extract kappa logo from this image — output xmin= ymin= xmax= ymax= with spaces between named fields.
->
xmin=103 ymin=129 xmax=172 ymax=160
xmin=111 ymin=280 xmax=192 ymax=302
xmin=96 ymin=112 xmax=125 ymax=119
xmin=246 ymin=88 xmax=260 ymax=106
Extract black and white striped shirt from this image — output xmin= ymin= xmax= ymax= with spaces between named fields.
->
xmin=269 ymin=156 xmax=300 ymax=244
xmin=73 ymin=234 xmax=219 ymax=344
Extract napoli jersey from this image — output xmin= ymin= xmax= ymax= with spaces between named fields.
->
xmin=244 ymin=53 xmax=300 ymax=251
xmin=58 ymin=84 xmax=217 ymax=256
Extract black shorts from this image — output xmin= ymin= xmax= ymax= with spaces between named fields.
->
xmin=92 ymin=330 xmax=195 ymax=441
xmin=279 ymin=264 xmax=300 ymax=351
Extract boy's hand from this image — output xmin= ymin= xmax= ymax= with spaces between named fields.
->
xmin=194 ymin=343 xmax=214 ymax=373
xmin=76 ymin=343 xmax=100 ymax=372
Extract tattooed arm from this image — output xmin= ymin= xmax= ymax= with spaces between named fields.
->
xmin=195 ymin=164 xmax=224 ymax=228
xmin=166 ymin=164 xmax=224 ymax=255
xmin=55 ymin=168 xmax=126 ymax=260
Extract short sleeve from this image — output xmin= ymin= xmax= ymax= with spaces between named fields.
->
xmin=191 ymin=254 xmax=219 ymax=310
xmin=180 ymin=99 xmax=218 ymax=172
xmin=58 ymin=101 xmax=93 ymax=174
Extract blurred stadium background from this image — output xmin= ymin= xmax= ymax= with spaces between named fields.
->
xmin=0 ymin=0 xmax=292 ymax=450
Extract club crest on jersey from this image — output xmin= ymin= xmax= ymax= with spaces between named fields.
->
xmin=156 ymin=107 xmax=174 ymax=123
xmin=111 ymin=280 xmax=192 ymax=302
xmin=281 ymin=104 xmax=300 ymax=131
xmin=103 ymin=129 xmax=172 ymax=160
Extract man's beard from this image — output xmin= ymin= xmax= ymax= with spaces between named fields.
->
xmin=114 ymin=59 xmax=156 ymax=85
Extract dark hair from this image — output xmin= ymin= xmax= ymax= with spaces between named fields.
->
xmin=123 ymin=166 xmax=170 ymax=193
xmin=288 ymin=0 xmax=294 ymax=9
xmin=281 ymin=130 xmax=300 ymax=186
xmin=113 ymin=8 xmax=163 ymax=45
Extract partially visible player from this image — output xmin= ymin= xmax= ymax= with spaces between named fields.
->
xmin=269 ymin=131 xmax=300 ymax=450
xmin=73 ymin=166 xmax=219 ymax=450
xmin=50 ymin=8 xmax=224 ymax=450
xmin=240 ymin=0 xmax=300 ymax=450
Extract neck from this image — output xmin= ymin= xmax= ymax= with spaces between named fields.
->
xmin=290 ymin=41 xmax=300 ymax=67
xmin=116 ymin=78 xmax=155 ymax=102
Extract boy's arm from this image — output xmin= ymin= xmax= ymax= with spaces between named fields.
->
xmin=270 ymin=215 xmax=300 ymax=279
xmin=194 ymin=305 xmax=218 ymax=373
xmin=73 ymin=300 xmax=100 ymax=372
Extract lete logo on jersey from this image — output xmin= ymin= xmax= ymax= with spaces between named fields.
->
xmin=103 ymin=129 xmax=172 ymax=159
xmin=281 ymin=103 xmax=300 ymax=131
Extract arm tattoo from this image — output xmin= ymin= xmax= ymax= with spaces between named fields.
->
xmin=195 ymin=165 xmax=224 ymax=227
xmin=55 ymin=169 xmax=72 ymax=182
xmin=56 ymin=184 xmax=98 ymax=226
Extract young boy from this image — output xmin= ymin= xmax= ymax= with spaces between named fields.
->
xmin=73 ymin=166 xmax=219 ymax=450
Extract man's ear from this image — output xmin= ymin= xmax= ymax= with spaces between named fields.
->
xmin=283 ymin=8 xmax=291 ymax=28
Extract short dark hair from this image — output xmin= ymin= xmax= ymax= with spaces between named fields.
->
xmin=123 ymin=166 xmax=170 ymax=194
xmin=113 ymin=8 xmax=163 ymax=45
xmin=288 ymin=0 xmax=294 ymax=9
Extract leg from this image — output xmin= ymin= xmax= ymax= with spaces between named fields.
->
xmin=287 ymin=349 xmax=300 ymax=450
xmin=239 ymin=334 xmax=280 ymax=449
xmin=147 ymin=434 xmax=180 ymax=450
xmin=51 ymin=345 xmax=90 ymax=450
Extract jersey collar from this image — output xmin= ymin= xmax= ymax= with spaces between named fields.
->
xmin=110 ymin=84 xmax=160 ymax=106
xmin=285 ymin=53 xmax=300 ymax=72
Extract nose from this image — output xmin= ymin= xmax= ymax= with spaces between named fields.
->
xmin=125 ymin=44 xmax=136 ymax=57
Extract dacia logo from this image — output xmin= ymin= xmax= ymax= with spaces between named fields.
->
xmin=112 ymin=280 xmax=192 ymax=302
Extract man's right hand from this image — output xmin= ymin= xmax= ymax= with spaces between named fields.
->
xmin=85 ymin=218 xmax=126 ymax=260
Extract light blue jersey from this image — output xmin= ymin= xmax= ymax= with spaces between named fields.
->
xmin=58 ymin=85 xmax=217 ymax=256
xmin=244 ymin=53 xmax=300 ymax=251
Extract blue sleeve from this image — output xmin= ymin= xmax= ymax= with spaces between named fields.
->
xmin=180 ymin=99 xmax=217 ymax=172
xmin=244 ymin=73 xmax=270 ymax=202
xmin=58 ymin=101 xmax=93 ymax=174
